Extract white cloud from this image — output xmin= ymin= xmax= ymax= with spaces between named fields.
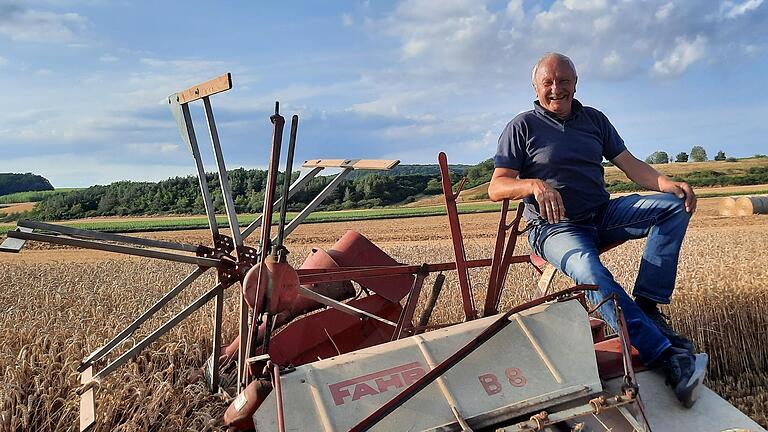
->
xmin=99 ymin=54 xmax=118 ymax=62
xmin=0 ymin=56 xmax=7 ymax=66
xmin=721 ymin=0 xmax=764 ymax=19
xmin=652 ymin=36 xmax=707 ymax=78
xmin=0 ymin=5 xmax=87 ymax=43
xmin=367 ymin=0 xmax=764 ymax=81
xmin=341 ymin=13 xmax=353 ymax=26
xmin=126 ymin=142 xmax=180 ymax=155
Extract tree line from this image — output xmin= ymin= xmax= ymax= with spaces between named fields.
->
xmin=645 ymin=146 xmax=735 ymax=165
xmin=8 ymin=164 xmax=488 ymax=221
xmin=0 ymin=173 xmax=53 ymax=196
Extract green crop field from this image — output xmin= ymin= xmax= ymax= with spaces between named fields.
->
xmin=0 ymin=188 xmax=80 ymax=204
xmin=0 ymin=202 xmax=504 ymax=235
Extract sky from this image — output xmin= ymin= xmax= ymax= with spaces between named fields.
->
xmin=0 ymin=0 xmax=766 ymax=188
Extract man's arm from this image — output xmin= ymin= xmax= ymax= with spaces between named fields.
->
xmin=611 ymin=150 xmax=697 ymax=213
xmin=488 ymin=167 xmax=566 ymax=223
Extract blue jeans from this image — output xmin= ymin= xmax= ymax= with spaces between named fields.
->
xmin=528 ymin=193 xmax=691 ymax=364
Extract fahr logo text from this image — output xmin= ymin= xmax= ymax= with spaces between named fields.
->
xmin=328 ymin=362 xmax=426 ymax=406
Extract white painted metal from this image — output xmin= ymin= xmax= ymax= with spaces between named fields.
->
xmin=603 ymin=371 xmax=766 ymax=432
xmin=254 ymin=300 xmax=601 ymax=431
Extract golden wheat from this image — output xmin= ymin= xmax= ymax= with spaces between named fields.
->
xmin=1 ymin=214 xmax=767 ymax=430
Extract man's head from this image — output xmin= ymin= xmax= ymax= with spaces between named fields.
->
xmin=531 ymin=53 xmax=578 ymax=119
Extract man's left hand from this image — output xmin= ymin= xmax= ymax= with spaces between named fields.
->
xmin=662 ymin=180 xmax=697 ymax=213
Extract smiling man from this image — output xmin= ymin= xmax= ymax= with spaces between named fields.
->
xmin=488 ymin=52 xmax=708 ymax=408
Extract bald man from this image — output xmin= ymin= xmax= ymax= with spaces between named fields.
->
xmin=489 ymin=52 xmax=707 ymax=408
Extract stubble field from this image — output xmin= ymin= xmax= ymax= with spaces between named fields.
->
xmin=1 ymin=196 xmax=767 ymax=431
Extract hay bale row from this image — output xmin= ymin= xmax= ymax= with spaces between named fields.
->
xmin=719 ymin=195 xmax=768 ymax=216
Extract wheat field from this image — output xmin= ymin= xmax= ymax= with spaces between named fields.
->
xmin=1 ymin=203 xmax=767 ymax=431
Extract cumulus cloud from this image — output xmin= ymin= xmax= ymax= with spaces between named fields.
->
xmin=365 ymin=0 xmax=766 ymax=81
xmin=0 ymin=3 xmax=87 ymax=43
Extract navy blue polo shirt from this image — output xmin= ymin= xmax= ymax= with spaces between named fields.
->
xmin=494 ymin=99 xmax=626 ymax=222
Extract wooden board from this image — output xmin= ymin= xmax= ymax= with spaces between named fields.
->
xmin=0 ymin=227 xmax=32 ymax=253
xmin=80 ymin=366 xmax=95 ymax=432
xmin=302 ymin=159 xmax=400 ymax=170
xmin=175 ymin=73 xmax=232 ymax=104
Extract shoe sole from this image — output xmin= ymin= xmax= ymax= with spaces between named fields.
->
xmin=676 ymin=353 xmax=709 ymax=408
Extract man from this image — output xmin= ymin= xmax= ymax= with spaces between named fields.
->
xmin=489 ymin=52 xmax=708 ymax=408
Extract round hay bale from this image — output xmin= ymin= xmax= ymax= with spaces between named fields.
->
xmin=735 ymin=195 xmax=768 ymax=215
xmin=718 ymin=196 xmax=738 ymax=216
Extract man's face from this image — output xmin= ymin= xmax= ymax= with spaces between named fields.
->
xmin=533 ymin=58 xmax=577 ymax=119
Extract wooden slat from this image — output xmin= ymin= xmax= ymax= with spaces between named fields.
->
xmin=351 ymin=159 xmax=400 ymax=170
xmin=80 ymin=367 xmax=95 ymax=432
xmin=176 ymin=73 xmax=232 ymax=104
xmin=301 ymin=159 xmax=400 ymax=170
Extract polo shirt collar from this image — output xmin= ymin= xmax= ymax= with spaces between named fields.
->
xmin=533 ymin=99 xmax=583 ymax=123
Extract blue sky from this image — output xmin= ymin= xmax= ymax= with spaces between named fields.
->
xmin=0 ymin=0 xmax=766 ymax=187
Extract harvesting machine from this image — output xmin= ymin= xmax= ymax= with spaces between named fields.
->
xmin=2 ymin=74 xmax=764 ymax=432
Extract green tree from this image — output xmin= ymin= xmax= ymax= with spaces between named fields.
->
xmin=690 ymin=146 xmax=707 ymax=162
xmin=645 ymin=151 xmax=669 ymax=164
xmin=675 ymin=152 xmax=689 ymax=163
xmin=714 ymin=150 xmax=726 ymax=161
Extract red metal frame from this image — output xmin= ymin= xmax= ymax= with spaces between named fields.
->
xmin=438 ymin=151 xmax=477 ymax=320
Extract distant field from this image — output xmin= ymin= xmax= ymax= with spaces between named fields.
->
xmin=0 ymin=188 xmax=80 ymax=204
xmin=0 ymin=202 xmax=504 ymax=235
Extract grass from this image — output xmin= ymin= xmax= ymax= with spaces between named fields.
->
xmin=0 ymin=188 xmax=80 ymax=204
xmin=0 ymin=202 xmax=504 ymax=235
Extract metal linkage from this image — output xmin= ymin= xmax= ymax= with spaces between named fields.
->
xmin=484 ymin=201 xmax=527 ymax=316
xmin=438 ymin=151 xmax=477 ymax=321
xmin=78 ymin=267 xmax=209 ymax=372
xmin=6 ymin=230 xmax=221 ymax=267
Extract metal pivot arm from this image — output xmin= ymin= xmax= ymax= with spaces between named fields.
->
xmin=297 ymin=286 xmax=397 ymax=327
xmin=78 ymin=267 xmax=208 ymax=372
xmin=169 ymin=95 xmax=220 ymax=239
xmin=349 ymin=285 xmax=597 ymax=432
xmin=392 ymin=264 xmax=429 ymax=341
xmin=240 ymin=166 xmax=323 ymax=240
xmin=86 ymin=282 xmax=226 ymax=383
xmin=484 ymin=201 xmax=526 ymax=316
xmin=6 ymin=230 xmax=221 ymax=267
xmin=438 ymin=151 xmax=477 ymax=321
xmin=280 ymin=167 xmax=353 ymax=238
xmin=16 ymin=220 xmax=200 ymax=253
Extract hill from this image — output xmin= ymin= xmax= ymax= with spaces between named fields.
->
xmin=409 ymin=157 xmax=768 ymax=205
xmin=0 ymin=173 xmax=54 ymax=196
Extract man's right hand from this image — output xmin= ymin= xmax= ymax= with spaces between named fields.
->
xmin=531 ymin=180 xmax=566 ymax=224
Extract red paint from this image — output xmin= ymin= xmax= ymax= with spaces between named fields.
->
xmin=478 ymin=373 xmax=502 ymax=395
xmin=329 ymin=362 xmax=426 ymax=406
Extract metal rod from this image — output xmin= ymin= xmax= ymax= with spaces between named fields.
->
xmin=17 ymin=220 xmax=199 ymax=253
xmin=296 ymin=256 xmax=531 ymax=285
xmin=438 ymin=151 xmax=476 ymax=321
xmin=204 ymin=96 xmax=243 ymax=248
xmin=492 ymin=203 xmax=526 ymax=310
xmin=348 ymin=286 xmax=595 ymax=432
xmin=79 ymin=267 xmax=207 ymax=371
xmin=243 ymin=102 xmax=285 ymax=388
xmin=392 ymin=265 xmax=428 ymax=341
xmin=240 ymin=167 xmax=323 ymax=240
xmin=169 ymin=97 xmax=219 ymax=237
xmin=280 ymin=167 xmax=353 ymax=239
xmin=416 ymin=273 xmax=445 ymax=334
xmin=8 ymin=231 xmax=221 ymax=267
xmin=484 ymin=200 xmax=510 ymax=316
xmin=275 ymin=115 xmax=298 ymax=251
xmin=297 ymin=286 xmax=397 ymax=327
xmin=90 ymin=283 xmax=224 ymax=382
xmin=272 ymin=362 xmax=286 ymax=432
xmin=211 ymin=288 xmax=224 ymax=392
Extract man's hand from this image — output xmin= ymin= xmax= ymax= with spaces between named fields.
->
xmin=661 ymin=179 xmax=697 ymax=213
xmin=531 ymin=180 xmax=566 ymax=223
